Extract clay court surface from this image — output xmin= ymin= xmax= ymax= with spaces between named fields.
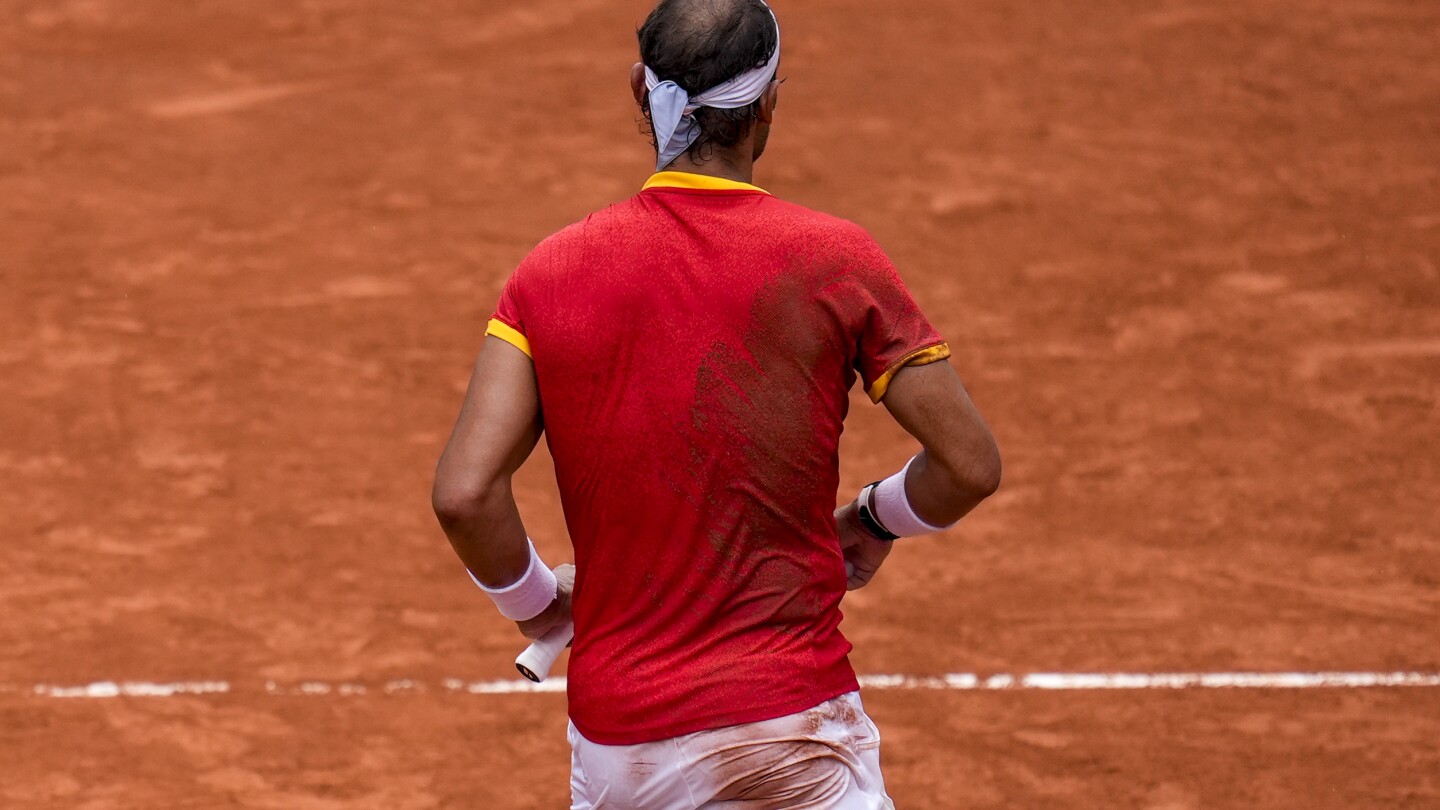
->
xmin=3 ymin=0 xmax=1439 ymax=806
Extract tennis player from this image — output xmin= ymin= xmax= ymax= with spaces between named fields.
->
xmin=432 ymin=1 xmax=1001 ymax=805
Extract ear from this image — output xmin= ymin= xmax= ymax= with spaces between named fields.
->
xmin=630 ymin=62 xmax=647 ymax=106
xmin=757 ymin=79 xmax=780 ymax=124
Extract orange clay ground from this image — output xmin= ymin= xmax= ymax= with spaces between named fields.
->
xmin=2 ymin=0 xmax=1438 ymax=807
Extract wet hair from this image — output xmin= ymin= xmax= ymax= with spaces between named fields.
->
xmin=638 ymin=0 xmax=779 ymax=163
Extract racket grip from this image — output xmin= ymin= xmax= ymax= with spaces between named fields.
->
xmin=516 ymin=622 xmax=574 ymax=683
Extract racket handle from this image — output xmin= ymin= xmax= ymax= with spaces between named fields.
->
xmin=516 ymin=622 xmax=574 ymax=683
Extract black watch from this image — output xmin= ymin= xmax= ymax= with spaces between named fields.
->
xmin=855 ymin=482 xmax=899 ymax=542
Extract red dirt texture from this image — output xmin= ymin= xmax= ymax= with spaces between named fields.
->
xmin=3 ymin=0 xmax=1439 ymax=807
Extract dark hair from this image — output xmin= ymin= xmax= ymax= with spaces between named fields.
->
xmin=637 ymin=0 xmax=778 ymax=163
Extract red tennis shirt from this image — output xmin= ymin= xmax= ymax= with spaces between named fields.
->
xmin=488 ymin=172 xmax=950 ymax=745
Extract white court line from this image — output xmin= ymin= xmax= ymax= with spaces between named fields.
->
xmin=857 ymin=672 xmax=1440 ymax=690
xmin=20 ymin=681 xmax=232 ymax=699
xmin=6 ymin=672 xmax=1440 ymax=699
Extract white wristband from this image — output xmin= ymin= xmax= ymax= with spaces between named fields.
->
xmin=870 ymin=456 xmax=951 ymax=537
xmin=467 ymin=539 xmax=558 ymax=622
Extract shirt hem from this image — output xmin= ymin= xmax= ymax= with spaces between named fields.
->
xmin=568 ymin=672 xmax=861 ymax=747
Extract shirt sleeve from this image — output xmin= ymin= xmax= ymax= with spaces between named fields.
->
xmin=487 ymin=272 xmax=532 ymax=359
xmin=848 ymin=233 xmax=951 ymax=403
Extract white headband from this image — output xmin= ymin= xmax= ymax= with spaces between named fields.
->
xmin=643 ymin=3 xmax=781 ymax=171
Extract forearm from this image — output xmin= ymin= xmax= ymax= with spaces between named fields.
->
xmin=847 ymin=443 xmax=1000 ymax=544
xmin=904 ymin=445 xmax=1000 ymax=527
xmin=433 ymin=478 xmax=532 ymax=587
xmin=433 ymin=473 xmax=567 ymax=634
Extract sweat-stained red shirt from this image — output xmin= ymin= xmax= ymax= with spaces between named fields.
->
xmin=487 ymin=171 xmax=951 ymax=745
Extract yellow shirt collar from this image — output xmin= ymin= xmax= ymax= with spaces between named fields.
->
xmin=643 ymin=171 xmax=770 ymax=195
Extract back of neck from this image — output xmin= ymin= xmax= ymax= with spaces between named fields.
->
xmin=661 ymin=148 xmax=754 ymax=184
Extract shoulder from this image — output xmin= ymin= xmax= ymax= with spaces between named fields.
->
xmin=765 ymin=197 xmax=872 ymax=238
xmin=527 ymin=203 xmax=628 ymax=254
xmin=760 ymin=197 xmax=885 ymax=248
xmin=760 ymin=198 xmax=894 ymax=271
xmin=514 ymin=201 xmax=638 ymax=277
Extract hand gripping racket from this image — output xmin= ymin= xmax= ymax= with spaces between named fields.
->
xmin=516 ymin=621 xmax=573 ymax=683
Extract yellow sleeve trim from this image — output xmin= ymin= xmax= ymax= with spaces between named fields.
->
xmin=867 ymin=343 xmax=952 ymax=403
xmin=486 ymin=318 xmax=532 ymax=359
xmin=643 ymin=171 xmax=770 ymax=195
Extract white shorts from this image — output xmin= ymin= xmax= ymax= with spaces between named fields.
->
xmin=568 ymin=691 xmax=894 ymax=809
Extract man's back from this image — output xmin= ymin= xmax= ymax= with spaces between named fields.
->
xmin=488 ymin=173 xmax=950 ymax=744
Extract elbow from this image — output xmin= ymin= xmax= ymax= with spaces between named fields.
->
xmin=430 ymin=478 xmax=476 ymax=527
xmin=931 ymin=436 xmax=1002 ymax=504
xmin=972 ymin=438 xmax=1002 ymax=499
xmin=431 ymin=468 xmax=503 ymax=527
